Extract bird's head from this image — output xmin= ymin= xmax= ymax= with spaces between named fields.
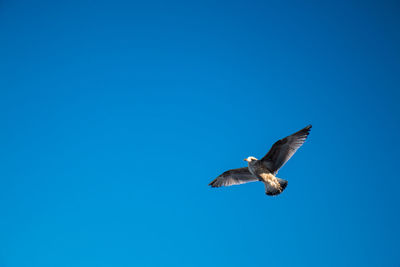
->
xmin=244 ymin=156 xmax=258 ymax=163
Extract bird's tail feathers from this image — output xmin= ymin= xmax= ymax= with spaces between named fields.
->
xmin=265 ymin=177 xmax=288 ymax=196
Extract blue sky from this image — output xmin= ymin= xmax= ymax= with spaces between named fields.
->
xmin=1 ymin=0 xmax=399 ymax=266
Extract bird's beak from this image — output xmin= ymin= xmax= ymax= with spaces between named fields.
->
xmin=244 ymin=158 xmax=248 ymax=162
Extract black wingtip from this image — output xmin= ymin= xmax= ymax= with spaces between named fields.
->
xmin=301 ymin=125 xmax=312 ymax=135
xmin=295 ymin=125 xmax=312 ymax=136
xmin=208 ymin=179 xmax=218 ymax=187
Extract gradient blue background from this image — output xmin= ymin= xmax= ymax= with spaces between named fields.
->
xmin=1 ymin=0 xmax=399 ymax=266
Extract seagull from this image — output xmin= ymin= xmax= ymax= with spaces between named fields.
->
xmin=209 ymin=125 xmax=312 ymax=196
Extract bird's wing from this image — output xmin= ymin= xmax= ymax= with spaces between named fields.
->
xmin=209 ymin=167 xmax=258 ymax=187
xmin=260 ymin=125 xmax=312 ymax=173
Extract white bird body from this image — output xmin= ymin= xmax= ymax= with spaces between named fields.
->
xmin=246 ymin=157 xmax=287 ymax=195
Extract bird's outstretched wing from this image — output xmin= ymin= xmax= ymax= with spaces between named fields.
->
xmin=209 ymin=167 xmax=258 ymax=187
xmin=261 ymin=125 xmax=312 ymax=174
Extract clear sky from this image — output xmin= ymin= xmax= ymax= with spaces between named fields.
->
xmin=1 ymin=0 xmax=399 ymax=266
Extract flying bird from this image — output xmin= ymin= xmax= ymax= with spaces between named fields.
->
xmin=209 ymin=125 xmax=312 ymax=196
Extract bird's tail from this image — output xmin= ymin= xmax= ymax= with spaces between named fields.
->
xmin=265 ymin=177 xmax=288 ymax=196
